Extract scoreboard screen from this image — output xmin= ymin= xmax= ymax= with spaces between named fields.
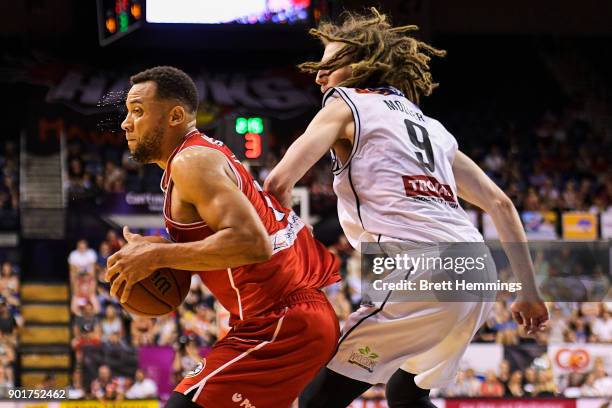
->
xmin=97 ymin=0 xmax=144 ymax=46
xmin=145 ymin=0 xmax=311 ymax=25
xmin=221 ymin=115 xmax=270 ymax=163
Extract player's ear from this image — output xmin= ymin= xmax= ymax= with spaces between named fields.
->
xmin=168 ymin=106 xmax=186 ymax=127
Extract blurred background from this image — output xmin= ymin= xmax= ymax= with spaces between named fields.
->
xmin=0 ymin=0 xmax=611 ymax=407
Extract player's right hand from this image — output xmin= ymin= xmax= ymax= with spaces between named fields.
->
xmin=510 ymin=299 xmax=549 ymax=335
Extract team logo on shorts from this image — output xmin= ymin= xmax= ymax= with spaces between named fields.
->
xmin=186 ymin=360 xmax=206 ymax=378
xmin=348 ymin=346 xmax=379 ymax=373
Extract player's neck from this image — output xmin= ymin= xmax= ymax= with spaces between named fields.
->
xmin=155 ymin=126 xmax=197 ymax=170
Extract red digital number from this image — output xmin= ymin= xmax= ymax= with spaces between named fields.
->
xmin=244 ymin=133 xmax=262 ymax=159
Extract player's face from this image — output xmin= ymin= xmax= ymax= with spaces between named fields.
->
xmin=121 ymin=81 xmax=168 ymax=163
xmin=316 ymin=42 xmax=353 ymax=93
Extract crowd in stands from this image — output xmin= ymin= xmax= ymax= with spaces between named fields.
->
xmin=0 ymin=261 xmax=21 ymax=398
xmin=67 ymin=142 xmax=162 ymax=204
xmin=67 ymin=228 xmax=612 ymax=400
xmin=434 ymin=354 xmax=612 ymax=398
xmin=68 ymin=233 xmax=220 ymax=400
xmin=0 ymin=142 xmax=19 ymax=229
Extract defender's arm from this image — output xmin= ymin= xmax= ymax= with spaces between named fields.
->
xmin=453 ymin=150 xmax=548 ymax=332
xmin=264 ymin=98 xmax=354 ymax=207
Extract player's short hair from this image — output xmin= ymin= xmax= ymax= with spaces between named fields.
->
xmin=299 ymin=8 xmax=446 ymax=105
xmin=130 ymin=66 xmax=198 ymax=113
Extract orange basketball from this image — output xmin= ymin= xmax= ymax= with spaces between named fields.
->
xmin=113 ymin=268 xmax=191 ymax=317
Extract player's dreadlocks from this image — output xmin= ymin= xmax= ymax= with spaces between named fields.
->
xmin=299 ymin=7 xmax=446 ymax=105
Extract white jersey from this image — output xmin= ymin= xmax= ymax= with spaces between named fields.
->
xmin=323 ymin=86 xmax=483 ymax=248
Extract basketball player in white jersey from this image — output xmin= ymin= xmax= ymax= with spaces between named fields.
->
xmin=265 ymin=8 xmax=549 ymax=408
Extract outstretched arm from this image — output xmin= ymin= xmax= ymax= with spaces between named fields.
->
xmin=264 ymin=98 xmax=354 ymax=207
xmin=106 ymin=147 xmax=272 ymax=302
xmin=453 ymin=150 xmax=549 ymax=333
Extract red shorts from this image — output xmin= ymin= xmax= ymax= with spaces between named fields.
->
xmin=175 ymin=289 xmax=340 ymax=408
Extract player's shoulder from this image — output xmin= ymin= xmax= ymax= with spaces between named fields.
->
xmin=172 ymin=144 xmax=228 ymax=179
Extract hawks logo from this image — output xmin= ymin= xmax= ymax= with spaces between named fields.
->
xmin=186 ymin=360 xmax=206 ymax=378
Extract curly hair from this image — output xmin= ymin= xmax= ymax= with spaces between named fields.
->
xmin=299 ymin=8 xmax=446 ymax=105
xmin=130 ymin=66 xmax=198 ymax=113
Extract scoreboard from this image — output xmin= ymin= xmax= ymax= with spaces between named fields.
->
xmin=96 ymin=0 xmax=144 ymax=46
xmin=221 ymin=115 xmax=270 ymax=164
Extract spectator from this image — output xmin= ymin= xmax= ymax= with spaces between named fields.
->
xmin=463 ymin=368 xmax=482 ymax=396
xmin=0 ymin=299 xmax=17 ymax=344
xmin=67 ymin=370 xmax=86 ymax=400
xmin=483 ymin=145 xmax=505 ymax=174
xmin=480 ymin=370 xmax=504 ymax=397
xmin=125 ymin=369 xmax=158 ymax=399
xmin=154 ymin=313 xmax=178 ymax=346
xmin=103 ymin=161 xmax=125 ymax=193
xmin=0 ymin=337 xmax=15 ymax=372
xmin=105 ymin=230 xmax=125 ymax=254
xmin=580 ymin=373 xmax=599 ymax=396
xmin=498 ymin=359 xmax=511 ymax=384
xmin=591 ymin=307 xmax=612 ymax=342
xmin=72 ymin=302 xmax=102 ymax=362
xmin=183 ymin=303 xmax=217 ymax=346
xmin=0 ymin=365 xmax=14 ymax=398
xmin=563 ymin=372 xmax=584 ymax=398
xmin=131 ymin=317 xmax=156 ymax=347
xmin=535 ymin=370 xmax=557 ymax=396
xmin=444 ymin=370 xmax=480 ymax=397
xmin=68 ymin=240 xmax=97 ymax=275
xmin=96 ymin=242 xmax=112 ymax=275
xmin=494 ymin=308 xmax=519 ymax=345
xmin=0 ymin=262 xmax=18 ymax=296
xmin=100 ymin=305 xmax=123 ymax=342
xmin=571 ymin=317 xmax=592 ymax=343
xmin=592 ymin=360 xmax=612 ymax=396
xmin=173 ymin=337 xmax=202 ymax=383
xmin=506 ymin=370 xmax=524 ymax=397
xmin=90 ymin=364 xmax=124 ymax=401
xmin=523 ymin=367 xmax=537 ymax=397
xmin=548 ymin=306 xmax=569 ymax=343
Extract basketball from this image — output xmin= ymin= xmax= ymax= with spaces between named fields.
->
xmin=112 ymin=268 xmax=191 ymax=317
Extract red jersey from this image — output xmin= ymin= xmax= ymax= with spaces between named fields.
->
xmin=161 ymin=130 xmax=340 ymax=324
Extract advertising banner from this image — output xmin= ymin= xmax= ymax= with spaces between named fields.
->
xmin=445 ymin=399 xmax=577 ymax=408
xmin=138 ymin=347 xmax=175 ymax=402
xmin=460 ymin=344 xmax=504 ymax=374
xmin=548 ymin=344 xmax=612 ymax=376
xmin=522 ymin=211 xmax=558 ymax=240
xmin=601 ymin=209 xmax=612 ymax=239
xmin=562 ymin=212 xmax=598 ymax=240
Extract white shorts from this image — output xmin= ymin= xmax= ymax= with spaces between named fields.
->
xmin=327 ymin=300 xmax=493 ymax=389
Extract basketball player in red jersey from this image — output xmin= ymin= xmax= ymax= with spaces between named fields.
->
xmin=105 ymin=66 xmax=341 ymax=408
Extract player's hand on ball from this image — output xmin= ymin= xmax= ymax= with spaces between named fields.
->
xmin=510 ymin=298 xmax=549 ymax=335
xmin=106 ymin=226 xmax=159 ymax=303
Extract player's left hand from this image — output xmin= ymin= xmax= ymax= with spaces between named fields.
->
xmin=510 ymin=298 xmax=549 ymax=335
xmin=105 ymin=226 xmax=159 ymax=303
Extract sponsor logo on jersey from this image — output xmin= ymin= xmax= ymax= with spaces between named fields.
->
xmin=185 ymin=359 xmax=206 ymax=378
xmin=232 ymin=393 xmax=256 ymax=407
xmin=348 ymin=346 xmax=379 ymax=373
xmin=402 ymin=175 xmax=458 ymax=208
xmin=270 ymin=212 xmax=304 ymax=254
